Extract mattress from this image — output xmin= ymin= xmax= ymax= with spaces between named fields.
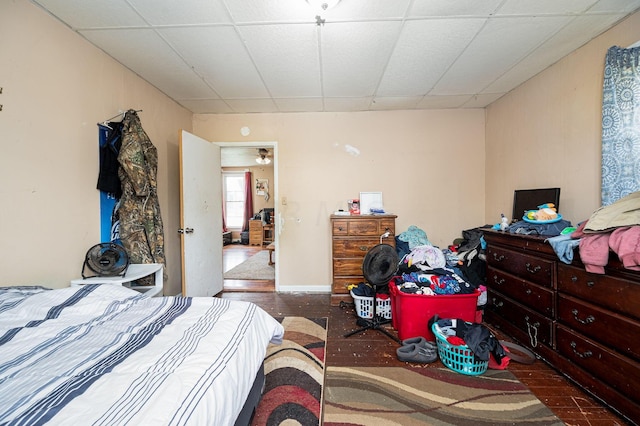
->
xmin=0 ymin=284 xmax=284 ymax=425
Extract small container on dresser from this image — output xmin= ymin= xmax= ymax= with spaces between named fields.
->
xmin=330 ymin=214 xmax=396 ymax=306
xmin=483 ymin=229 xmax=640 ymax=424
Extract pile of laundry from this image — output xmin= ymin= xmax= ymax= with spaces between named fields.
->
xmin=394 ymin=226 xmax=486 ymax=304
xmin=432 ymin=318 xmax=507 ymax=364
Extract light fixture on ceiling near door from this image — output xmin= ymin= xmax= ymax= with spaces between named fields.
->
xmin=256 ymin=148 xmax=271 ymax=165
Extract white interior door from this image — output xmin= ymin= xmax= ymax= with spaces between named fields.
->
xmin=179 ymin=130 xmax=223 ymax=297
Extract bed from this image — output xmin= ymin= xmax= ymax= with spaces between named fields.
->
xmin=0 ymin=284 xmax=284 ymax=425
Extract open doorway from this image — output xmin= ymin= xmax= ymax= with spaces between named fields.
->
xmin=220 ymin=142 xmax=277 ymax=292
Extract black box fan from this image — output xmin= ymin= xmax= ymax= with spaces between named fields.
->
xmin=82 ymin=243 xmax=130 ymax=279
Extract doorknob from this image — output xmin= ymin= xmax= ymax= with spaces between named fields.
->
xmin=178 ymin=228 xmax=194 ymax=234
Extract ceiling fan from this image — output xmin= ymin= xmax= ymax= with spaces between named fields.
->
xmin=256 ymin=148 xmax=272 ymax=165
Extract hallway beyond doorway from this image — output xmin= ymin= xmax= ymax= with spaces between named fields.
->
xmin=223 ymin=244 xmax=275 ymax=292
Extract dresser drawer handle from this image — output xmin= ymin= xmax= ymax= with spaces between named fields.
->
xmin=338 ymin=226 xmax=344 ymax=231
xmin=525 ymin=289 xmax=532 ymax=295
xmin=359 ymin=245 xmax=368 ymax=251
xmin=571 ymin=309 xmax=595 ymax=325
xmin=525 ymin=316 xmax=539 ymax=348
xmin=570 ymin=341 xmax=593 ymax=359
xmin=525 ymin=263 xmax=541 ymax=274
xmin=492 ymin=253 xmax=505 ymax=262
xmin=493 ymin=275 xmax=505 ymax=285
xmin=491 ymin=298 xmax=503 ymax=308
xmin=571 ymin=276 xmax=595 ymax=287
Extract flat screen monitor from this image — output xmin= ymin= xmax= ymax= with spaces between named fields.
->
xmin=512 ymin=188 xmax=560 ymax=222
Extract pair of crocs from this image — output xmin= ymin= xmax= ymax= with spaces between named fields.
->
xmin=396 ymin=336 xmax=438 ymax=363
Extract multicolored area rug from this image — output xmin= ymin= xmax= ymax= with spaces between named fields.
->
xmin=323 ymin=366 xmax=564 ymax=426
xmin=251 ymin=317 xmax=327 ymax=426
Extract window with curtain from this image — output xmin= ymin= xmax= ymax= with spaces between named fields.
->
xmin=601 ymin=45 xmax=640 ymax=206
xmin=223 ymin=172 xmax=246 ymax=228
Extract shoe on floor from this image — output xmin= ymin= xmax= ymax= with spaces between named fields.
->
xmin=402 ymin=336 xmax=436 ymax=350
xmin=396 ymin=343 xmax=438 ymax=363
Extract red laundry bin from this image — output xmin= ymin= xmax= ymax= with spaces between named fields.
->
xmin=389 ymin=282 xmax=480 ymax=342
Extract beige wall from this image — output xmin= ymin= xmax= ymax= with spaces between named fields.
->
xmin=0 ymin=0 xmax=191 ymax=294
xmin=194 ymin=110 xmax=486 ymax=289
xmin=486 ymin=11 xmax=640 ymax=224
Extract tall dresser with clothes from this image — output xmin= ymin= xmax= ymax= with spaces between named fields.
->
xmin=483 ymin=229 xmax=640 ymax=424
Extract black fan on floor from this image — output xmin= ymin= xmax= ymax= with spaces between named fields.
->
xmin=344 ymin=244 xmax=401 ymax=343
xmin=82 ymin=243 xmax=129 ymax=279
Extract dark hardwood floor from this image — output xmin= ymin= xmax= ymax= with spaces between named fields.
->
xmin=220 ymin=289 xmax=631 ymax=425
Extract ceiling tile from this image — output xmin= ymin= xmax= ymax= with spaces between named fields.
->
xmin=226 ymin=98 xmax=279 ymax=113
xmin=238 ymin=24 xmax=321 ymax=97
xmin=408 ymin=0 xmax=503 ymax=17
xmin=158 ymin=26 xmax=270 ymax=98
xmin=80 ymin=28 xmax=218 ymax=99
xmin=323 ymin=97 xmax=374 ymax=111
xmin=178 ymin=99 xmax=233 ymax=114
xmin=376 ymin=18 xmax=486 ymax=97
xmin=127 ymin=0 xmax=232 ymax=25
xmin=495 ymin=0 xmax=598 ymax=15
xmin=484 ymin=13 xmax=626 ymax=93
xmin=431 ymin=15 xmax=572 ymax=95
xmin=370 ymin=96 xmax=422 ymax=110
xmin=327 ymin=0 xmax=412 ymax=20
xmin=33 ymin=0 xmax=145 ymax=28
xmin=587 ymin=0 xmax=640 ymax=13
xmin=415 ymin=95 xmax=473 ymax=109
xmin=273 ymin=98 xmax=324 ymax=112
xmin=321 ymin=21 xmax=402 ymax=97
xmin=223 ymin=0 xmax=312 ymax=22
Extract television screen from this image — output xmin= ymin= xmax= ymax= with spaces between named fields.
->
xmin=512 ymin=188 xmax=560 ymax=222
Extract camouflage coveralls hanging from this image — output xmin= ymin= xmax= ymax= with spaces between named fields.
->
xmin=116 ymin=110 xmax=166 ymax=284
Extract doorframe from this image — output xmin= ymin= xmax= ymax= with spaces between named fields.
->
xmin=218 ymin=140 xmax=279 ymax=290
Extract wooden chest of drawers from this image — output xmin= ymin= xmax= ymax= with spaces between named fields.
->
xmin=483 ymin=230 xmax=640 ymax=423
xmin=330 ymin=214 xmax=396 ymax=306
xmin=249 ymin=219 xmax=263 ymax=246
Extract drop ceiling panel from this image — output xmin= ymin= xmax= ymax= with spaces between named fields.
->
xmin=34 ymin=0 xmax=146 ymax=28
xmin=238 ymin=24 xmax=321 ymax=97
xmin=588 ymin=0 xmax=640 ymax=13
xmin=321 ymin=21 xmax=403 ymax=97
xmin=158 ymin=26 xmax=269 ymax=99
xmin=408 ymin=0 xmax=503 ymax=17
xmin=178 ymin=99 xmax=232 ymax=114
xmin=324 ymin=97 xmax=374 ymax=111
xmin=376 ymin=18 xmax=487 ymax=97
xmin=274 ymin=98 xmax=324 ymax=112
xmin=416 ymin=95 xmax=474 ymax=109
xmin=495 ymin=0 xmax=598 ymax=15
xmin=484 ymin=13 xmax=626 ymax=93
xmin=80 ymin=28 xmax=217 ymax=100
xmin=371 ymin=96 xmax=422 ymax=110
xmin=432 ymin=16 xmax=572 ymax=95
xmin=224 ymin=0 xmax=312 ymax=22
xmin=226 ymin=98 xmax=279 ymax=113
xmin=327 ymin=0 xmax=411 ymax=20
xmin=128 ymin=0 xmax=232 ymax=25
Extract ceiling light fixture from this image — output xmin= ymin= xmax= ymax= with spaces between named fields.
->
xmin=306 ymin=0 xmax=340 ymax=25
xmin=256 ymin=148 xmax=271 ymax=165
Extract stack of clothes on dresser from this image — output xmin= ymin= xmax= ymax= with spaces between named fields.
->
xmin=394 ymin=226 xmax=486 ymax=305
xmin=546 ymin=191 xmax=640 ymax=273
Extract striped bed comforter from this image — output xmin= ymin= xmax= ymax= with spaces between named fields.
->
xmin=0 ymin=285 xmax=284 ymax=425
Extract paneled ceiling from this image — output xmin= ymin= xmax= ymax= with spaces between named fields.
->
xmin=33 ymin=0 xmax=640 ymax=114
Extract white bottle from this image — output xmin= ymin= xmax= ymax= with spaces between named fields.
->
xmin=500 ymin=214 xmax=509 ymax=231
